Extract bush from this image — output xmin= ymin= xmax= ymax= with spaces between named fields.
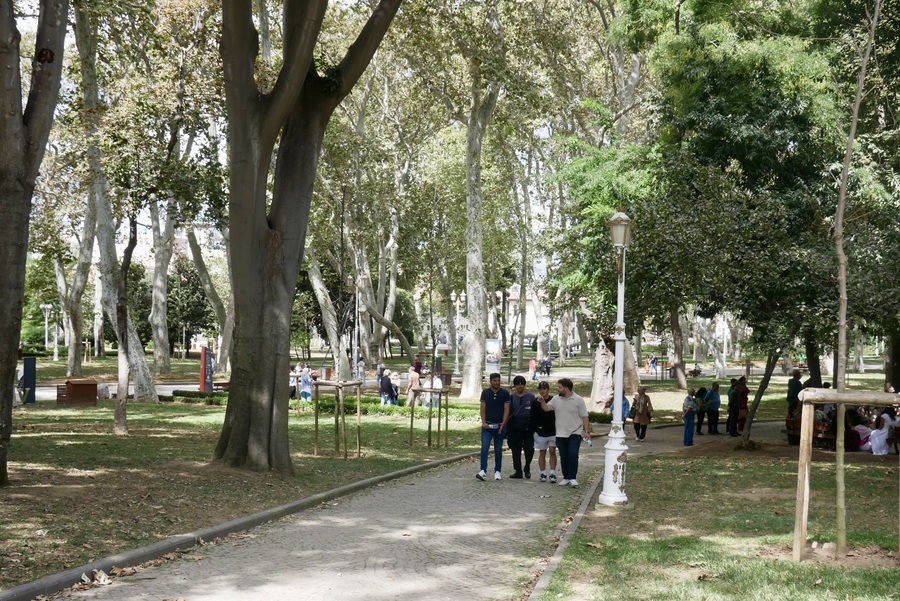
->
xmin=171 ymin=390 xmax=228 ymax=405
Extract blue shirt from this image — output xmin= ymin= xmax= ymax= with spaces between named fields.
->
xmin=705 ymin=389 xmax=721 ymax=411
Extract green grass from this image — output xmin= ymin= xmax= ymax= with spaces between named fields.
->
xmin=543 ymin=453 xmax=900 ymax=601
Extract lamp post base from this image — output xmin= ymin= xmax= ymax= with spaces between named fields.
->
xmin=597 ymin=421 xmax=629 ymax=507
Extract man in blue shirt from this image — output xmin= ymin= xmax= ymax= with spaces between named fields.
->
xmin=477 ymin=373 xmax=511 ymax=481
xmin=705 ymin=381 xmax=721 ymax=434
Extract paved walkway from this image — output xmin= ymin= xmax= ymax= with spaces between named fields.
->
xmin=54 ymin=422 xmax=786 ymax=601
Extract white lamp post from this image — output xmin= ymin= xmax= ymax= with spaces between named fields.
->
xmin=39 ymin=303 xmax=52 ymax=349
xmin=451 ymin=291 xmax=461 ymax=376
xmin=598 ymin=211 xmax=634 ymax=507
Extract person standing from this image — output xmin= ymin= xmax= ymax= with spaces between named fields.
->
xmin=705 ymin=381 xmax=721 ymax=434
xmin=299 ymin=368 xmax=313 ymax=402
xmin=376 ymin=358 xmax=386 ymax=387
xmin=528 ymin=357 xmax=537 ymax=381
xmin=787 ymin=369 xmax=803 ymax=417
xmin=476 ymin=373 xmax=510 ymax=481
xmin=531 ymin=381 xmax=558 ymax=483
xmin=682 ymin=387 xmax=697 ymax=446
xmin=695 ymin=386 xmax=709 ymax=435
xmin=405 ymin=365 xmax=420 ymax=407
xmin=726 ymin=378 xmax=740 ymax=436
xmin=632 ymin=386 xmax=653 ymax=442
xmin=507 ymin=375 xmax=536 ymax=479
xmin=737 ymin=376 xmax=750 ymax=432
xmin=379 ymin=370 xmax=394 ymax=406
xmin=356 ymin=358 xmax=366 ymax=386
xmin=535 ymin=378 xmax=590 ymax=487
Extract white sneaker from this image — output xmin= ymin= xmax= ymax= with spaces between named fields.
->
xmin=476 ymin=470 xmax=486 ymax=481
xmin=558 ymin=479 xmax=570 ymax=486
xmin=568 ymin=479 xmax=579 ymax=487
xmin=494 ymin=471 xmax=502 ymax=481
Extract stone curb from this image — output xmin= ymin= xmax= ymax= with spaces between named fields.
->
xmin=0 ymin=452 xmax=478 ymax=601
xmin=527 ymin=466 xmax=604 ymax=600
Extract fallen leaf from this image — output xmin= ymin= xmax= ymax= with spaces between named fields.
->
xmin=814 ymin=579 xmax=823 ymax=586
xmin=586 ymin=542 xmax=603 ymax=549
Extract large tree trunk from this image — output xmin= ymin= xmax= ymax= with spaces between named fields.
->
xmin=590 ymin=340 xmax=615 ymax=411
xmin=853 ymin=327 xmax=865 ymax=373
xmin=0 ymin=0 xmax=70 ymax=486
xmin=669 ymin=305 xmax=688 ymax=389
xmin=93 ymin=271 xmax=105 ymax=357
xmin=53 ymin=232 xmax=93 ymax=376
xmin=215 ymin=1 xmax=398 ymax=471
xmin=76 ymin=3 xmax=156 ymax=402
xmin=696 ymin=317 xmax=727 ymax=378
xmin=148 ymin=197 xmax=176 ymax=375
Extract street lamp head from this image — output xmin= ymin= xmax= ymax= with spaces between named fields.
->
xmin=460 ymin=291 xmax=466 ymax=303
xmin=607 ymin=211 xmax=634 ymax=249
xmin=450 ymin=291 xmax=457 ymax=303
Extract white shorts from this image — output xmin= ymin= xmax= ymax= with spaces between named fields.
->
xmin=533 ymin=433 xmax=556 ymax=450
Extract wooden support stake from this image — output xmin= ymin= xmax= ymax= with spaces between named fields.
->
xmin=836 ymin=403 xmax=846 ymax=557
xmin=356 ymin=384 xmax=362 ymax=458
xmin=792 ymin=399 xmax=814 ymax=561
xmin=409 ymin=396 xmax=415 ymax=446
xmin=427 ymin=400 xmax=433 ymax=448
xmin=339 ymin=387 xmax=348 ymax=460
xmin=444 ymin=391 xmax=449 ymax=447
xmin=314 ymin=384 xmax=320 ymax=456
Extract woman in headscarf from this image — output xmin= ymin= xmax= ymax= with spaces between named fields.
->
xmin=632 ymin=386 xmax=653 ymax=442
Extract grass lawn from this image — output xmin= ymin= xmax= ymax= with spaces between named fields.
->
xmin=0 ymin=399 xmax=481 ymax=591
xmin=543 ymin=441 xmax=900 ymax=600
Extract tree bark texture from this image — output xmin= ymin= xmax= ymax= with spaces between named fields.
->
xmin=742 ymin=349 xmax=780 ymax=442
xmin=307 ymin=247 xmax=352 ymax=380
xmin=148 ymin=198 xmax=176 ymax=375
xmin=0 ymin=0 xmax=70 ymax=486
xmin=115 ymin=217 xmax=138 ymax=435
xmin=669 ymin=306 xmax=687 ymax=389
xmin=186 ymin=228 xmax=233 ymax=372
xmin=804 ymin=329 xmax=823 ymax=388
xmin=590 ymin=341 xmax=615 ymax=411
xmin=215 ymin=0 xmax=400 ymax=472
xmin=76 ymin=4 xmax=156 ymax=402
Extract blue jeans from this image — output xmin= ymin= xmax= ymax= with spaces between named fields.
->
xmin=480 ymin=427 xmax=504 ymax=473
xmin=684 ymin=413 xmax=695 ymax=446
xmin=555 ymin=435 xmax=582 ymax=480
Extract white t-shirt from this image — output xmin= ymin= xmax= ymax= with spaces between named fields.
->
xmin=548 ymin=392 xmax=589 ymax=437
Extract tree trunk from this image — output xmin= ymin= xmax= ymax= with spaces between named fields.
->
xmin=623 ymin=340 xmax=641 ymax=396
xmin=93 ymin=272 xmax=105 ymax=357
xmin=115 ymin=217 xmax=138 ymax=435
xmin=853 ymin=327 xmax=865 ymax=373
xmin=76 ymin=0 xmax=156 ymax=402
xmin=669 ymin=305 xmax=687 ymax=389
xmin=696 ymin=318 xmax=727 ymax=378
xmin=804 ymin=329 xmax=823 ymax=388
xmin=0 ymin=0 xmax=70 ymax=486
xmin=887 ymin=330 xmax=900 ymax=391
xmin=186 ymin=228 xmax=233 ymax=372
xmin=576 ymin=314 xmax=590 ymax=357
xmin=590 ymin=340 xmax=615 ymax=411
xmin=148 ymin=197 xmax=176 ymax=375
xmin=741 ymin=349 xmax=780 ymax=442
xmin=557 ymin=311 xmax=569 ymax=367
xmin=307 ymin=248 xmax=352 ymax=380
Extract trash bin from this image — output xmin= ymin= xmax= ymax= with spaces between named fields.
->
xmin=59 ymin=379 xmax=98 ymax=407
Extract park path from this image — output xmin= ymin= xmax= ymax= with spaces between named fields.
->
xmin=59 ymin=422 xmax=786 ymax=601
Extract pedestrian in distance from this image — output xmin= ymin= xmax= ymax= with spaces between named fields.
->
xmin=683 ymin=387 xmax=697 ymax=446
xmin=406 ymin=365 xmax=420 ymax=407
xmin=534 ymin=378 xmax=590 ymax=487
xmin=507 ymin=375 xmax=536 ymax=479
xmin=726 ymin=378 xmax=740 ymax=436
xmin=705 ymin=381 xmax=721 ymax=433
xmin=476 ymin=373 xmax=510 ymax=482
xmin=737 ymin=376 xmax=750 ymax=432
xmin=695 ymin=386 xmax=708 ymax=435
xmin=379 ymin=370 xmax=394 ymax=406
xmin=632 ymin=386 xmax=653 ymax=442
xmin=532 ymin=381 xmax=558 ymax=483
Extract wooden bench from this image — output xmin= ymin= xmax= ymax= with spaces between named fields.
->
xmin=213 ymin=382 xmax=230 ymax=392
xmin=783 ymin=415 xmax=835 ymax=449
xmin=688 ymin=368 xmax=703 ymax=377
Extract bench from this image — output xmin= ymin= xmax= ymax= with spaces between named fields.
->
xmin=688 ymin=368 xmax=703 ymax=377
xmin=213 ymin=382 xmax=230 ymax=392
xmin=783 ymin=415 xmax=835 ymax=449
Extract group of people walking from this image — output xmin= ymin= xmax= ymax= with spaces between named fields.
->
xmin=683 ymin=378 xmax=748 ymax=445
xmin=477 ymin=374 xmax=590 ymax=487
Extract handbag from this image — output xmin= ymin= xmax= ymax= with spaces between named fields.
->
xmin=628 ymin=404 xmax=636 ymax=419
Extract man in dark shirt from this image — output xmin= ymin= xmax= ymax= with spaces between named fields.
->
xmin=507 ymin=375 xmax=536 ymax=479
xmin=787 ymin=369 xmax=803 ymax=416
xmin=477 ymin=373 xmax=510 ymax=481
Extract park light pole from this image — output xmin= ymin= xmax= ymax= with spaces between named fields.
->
xmin=598 ymin=211 xmax=634 ymax=507
xmin=40 ymin=303 xmax=52 ymax=349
